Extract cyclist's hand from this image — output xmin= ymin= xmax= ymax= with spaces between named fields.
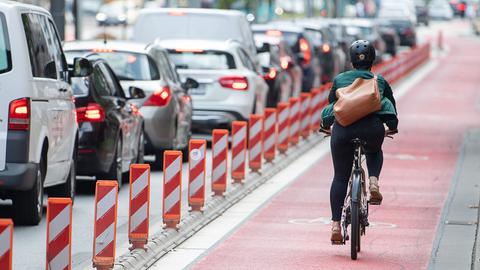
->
xmin=385 ymin=129 xmax=398 ymax=138
xmin=319 ymin=127 xmax=332 ymax=136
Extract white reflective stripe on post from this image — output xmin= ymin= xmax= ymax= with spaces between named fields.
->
xmin=233 ymin=126 xmax=246 ymax=145
xmin=130 ymin=203 xmax=148 ymax=232
xmin=48 ymin=206 xmax=70 ymax=242
xmin=250 ymin=143 xmax=262 ymax=160
xmin=0 ymin=226 xmax=9 ymax=258
xmin=265 ymin=113 xmax=275 ymax=130
xmin=290 ymin=121 xmax=299 ymax=133
xmin=48 ymin=245 xmax=69 ymax=270
xmin=131 ymin=169 xmax=149 ymax=199
xmin=264 ymin=135 xmax=275 ymax=151
xmin=278 ymin=128 xmax=288 ymax=143
xmin=279 ymin=108 xmax=289 ymax=123
xmin=212 ymin=160 xmax=227 ymax=182
xmin=165 ymin=156 xmax=181 ymax=183
xmin=189 ymin=173 xmax=204 ymax=196
xmin=232 ymin=149 xmax=245 ymax=171
xmin=165 ymin=186 xmax=180 ymax=212
xmin=291 ymin=103 xmax=299 ymax=115
xmin=213 ymin=135 xmax=227 ymax=157
xmin=95 ymin=223 xmax=115 ymax=256
xmin=97 ymin=188 xmax=117 ymax=220
xmin=190 ymin=144 xmax=206 ymax=170
xmin=250 ymin=121 xmax=262 ymax=139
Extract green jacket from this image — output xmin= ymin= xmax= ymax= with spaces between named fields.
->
xmin=321 ymin=70 xmax=398 ymax=129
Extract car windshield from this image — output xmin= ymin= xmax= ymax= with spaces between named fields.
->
xmin=168 ymin=50 xmax=235 ymax=70
xmin=66 ymin=50 xmax=160 ymax=81
xmin=0 ymin=13 xmax=11 ymax=74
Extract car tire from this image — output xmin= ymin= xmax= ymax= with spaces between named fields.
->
xmin=13 ymin=156 xmax=45 ymax=225
xmin=99 ymin=137 xmax=123 ymax=189
xmin=49 ymin=147 xmax=77 ymax=202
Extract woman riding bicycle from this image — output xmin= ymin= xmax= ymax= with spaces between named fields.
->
xmin=321 ymin=40 xmax=398 ymax=243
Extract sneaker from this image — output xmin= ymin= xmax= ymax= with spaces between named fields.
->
xmin=331 ymin=221 xmax=342 ymax=244
xmin=369 ymin=176 xmax=383 ymax=205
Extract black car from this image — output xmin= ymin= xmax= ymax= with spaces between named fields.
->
xmin=69 ymin=57 xmax=145 ymax=188
xmin=376 ymin=19 xmax=400 ymax=56
xmin=256 ymin=42 xmax=293 ymax=107
xmin=387 ymin=19 xmax=417 ymax=47
xmin=415 ymin=3 xmax=430 ymax=26
xmin=252 ymin=23 xmax=319 ymax=93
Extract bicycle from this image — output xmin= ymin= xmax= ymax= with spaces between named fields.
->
xmin=320 ymin=127 xmax=397 ymax=260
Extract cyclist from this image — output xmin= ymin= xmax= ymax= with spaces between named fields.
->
xmin=321 ymin=40 xmax=398 ymax=243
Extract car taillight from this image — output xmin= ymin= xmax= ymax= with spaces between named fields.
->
xmin=76 ymin=103 xmax=105 ymax=123
xmin=299 ymin=38 xmax=311 ymax=66
xmin=8 ymin=98 xmax=30 ymax=130
xmin=322 ymin=43 xmax=331 ymax=53
xmin=144 ymin=87 xmax=171 ymax=106
xmin=219 ymin=76 xmax=248 ymax=90
xmin=263 ymin=68 xmax=277 ymax=80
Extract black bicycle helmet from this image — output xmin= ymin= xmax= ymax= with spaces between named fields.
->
xmin=349 ymin=40 xmax=376 ymax=69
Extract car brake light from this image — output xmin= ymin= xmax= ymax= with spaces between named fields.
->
xmin=8 ymin=98 xmax=30 ymax=130
xmin=169 ymin=11 xmax=185 ymax=16
xmin=175 ymin=48 xmax=205 ymax=53
xmin=76 ymin=103 xmax=105 ymax=122
xmin=263 ymin=68 xmax=277 ymax=80
xmin=299 ymin=38 xmax=311 ymax=66
xmin=280 ymin=58 xmax=290 ymax=69
xmin=322 ymin=44 xmax=331 ymax=53
xmin=92 ymin=48 xmax=114 ymax=53
xmin=219 ymin=76 xmax=248 ymax=90
xmin=144 ymin=87 xmax=171 ymax=106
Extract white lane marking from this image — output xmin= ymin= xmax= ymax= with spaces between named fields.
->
xmin=130 ymin=202 xmax=148 ymax=233
xmin=148 ymin=57 xmax=438 ymax=270
xmin=96 ymin=188 xmax=116 ymax=220
xmin=0 ymin=226 xmax=10 ymax=258
xmin=131 ymin=169 xmax=149 ymax=199
xmin=95 ymin=223 xmax=115 ymax=256
xmin=165 ymin=156 xmax=181 ymax=183
xmin=165 ymin=186 xmax=181 ymax=213
xmin=49 ymin=206 xmax=70 ymax=242
xmin=48 ymin=245 xmax=69 ymax=270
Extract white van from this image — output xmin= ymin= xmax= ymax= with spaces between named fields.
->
xmin=0 ymin=2 xmax=83 ymax=225
xmin=132 ymin=8 xmax=258 ymax=65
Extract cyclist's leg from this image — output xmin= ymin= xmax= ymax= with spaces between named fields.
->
xmin=330 ymin=122 xmax=355 ymax=222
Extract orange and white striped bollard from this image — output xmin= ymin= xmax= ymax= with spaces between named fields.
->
xmin=212 ymin=129 xmax=229 ymax=196
xmin=248 ymin=114 xmax=263 ymax=172
xmin=263 ymin=108 xmax=277 ymax=162
xmin=93 ymin=180 xmax=118 ymax=270
xmin=0 ymin=219 xmax=13 ymax=270
xmin=289 ymin=97 xmax=300 ymax=145
xmin=128 ymin=164 xmax=150 ymax=250
xmin=277 ymin=102 xmax=290 ymax=154
xmin=46 ymin=198 xmax=72 ymax=270
xmin=188 ymin=139 xmax=206 ymax=211
xmin=300 ymin=93 xmax=311 ymax=138
xmin=231 ymin=121 xmax=247 ymax=183
xmin=163 ymin=151 xmax=182 ymax=229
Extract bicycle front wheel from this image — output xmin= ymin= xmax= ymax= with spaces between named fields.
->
xmin=350 ymin=200 xmax=360 ymax=260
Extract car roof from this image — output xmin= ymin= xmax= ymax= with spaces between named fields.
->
xmin=252 ymin=22 xmax=304 ymax=34
xmin=138 ymin=8 xmax=245 ymax=17
xmin=0 ymin=1 xmax=50 ymax=16
xmin=63 ymin=40 xmax=150 ymax=54
xmin=155 ymin=39 xmax=239 ymax=52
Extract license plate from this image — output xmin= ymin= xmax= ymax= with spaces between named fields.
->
xmin=189 ymin=84 xmax=206 ymax=95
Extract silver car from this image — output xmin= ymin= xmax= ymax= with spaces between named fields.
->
xmin=158 ymin=39 xmax=269 ymax=138
xmin=64 ymin=41 xmax=194 ymax=162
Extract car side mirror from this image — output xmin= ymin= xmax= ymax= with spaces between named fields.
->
xmin=182 ymin=77 xmax=199 ymax=90
xmin=44 ymin=61 xmax=57 ymax=79
xmin=128 ymin=86 xmax=146 ymax=99
xmin=72 ymin=57 xmax=93 ymax=77
xmin=257 ymin=42 xmax=270 ymax=53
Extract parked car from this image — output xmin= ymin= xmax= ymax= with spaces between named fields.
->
xmin=321 ymin=18 xmax=357 ymax=71
xmin=256 ymin=42 xmax=292 ymax=107
xmin=96 ymin=1 xmax=136 ymax=26
xmin=295 ymin=19 xmax=347 ymax=83
xmin=68 ymin=56 xmax=144 ymax=187
xmin=252 ymin=23 xmax=319 ymax=92
xmin=253 ymin=33 xmax=303 ymax=101
xmin=376 ymin=19 xmax=401 ymax=56
xmin=0 ymin=2 xmax=84 ymax=225
xmin=133 ymin=8 xmax=258 ymax=66
xmin=379 ymin=0 xmax=417 ymax=24
xmin=386 ymin=19 xmax=417 ymax=47
xmin=158 ymin=39 xmax=269 ymax=136
xmin=64 ymin=41 xmax=195 ymax=163
xmin=415 ymin=0 xmax=430 ymax=25
xmin=342 ymin=19 xmax=386 ymax=63
xmin=429 ymin=0 xmax=454 ymax=20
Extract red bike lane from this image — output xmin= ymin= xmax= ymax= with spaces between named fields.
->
xmin=191 ymin=35 xmax=480 ymax=269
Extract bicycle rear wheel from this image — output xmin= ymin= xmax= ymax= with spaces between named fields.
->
xmin=350 ymin=200 xmax=359 ymax=260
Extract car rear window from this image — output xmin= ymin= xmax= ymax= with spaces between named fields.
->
xmin=0 ymin=13 xmax=10 ymax=74
xmin=253 ymin=31 xmax=299 ymax=47
xmin=168 ymin=50 xmax=235 ymax=70
xmin=66 ymin=50 xmax=160 ymax=81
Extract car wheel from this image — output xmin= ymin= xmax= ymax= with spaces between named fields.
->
xmin=13 ymin=156 xmax=45 ymax=225
xmin=49 ymin=147 xmax=76 ymax=202
xmin=99 ymin=137 xmax=123 ymax=189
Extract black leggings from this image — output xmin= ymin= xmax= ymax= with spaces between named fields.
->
xmin=330 ymin=115 xmax=385 ymax=221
